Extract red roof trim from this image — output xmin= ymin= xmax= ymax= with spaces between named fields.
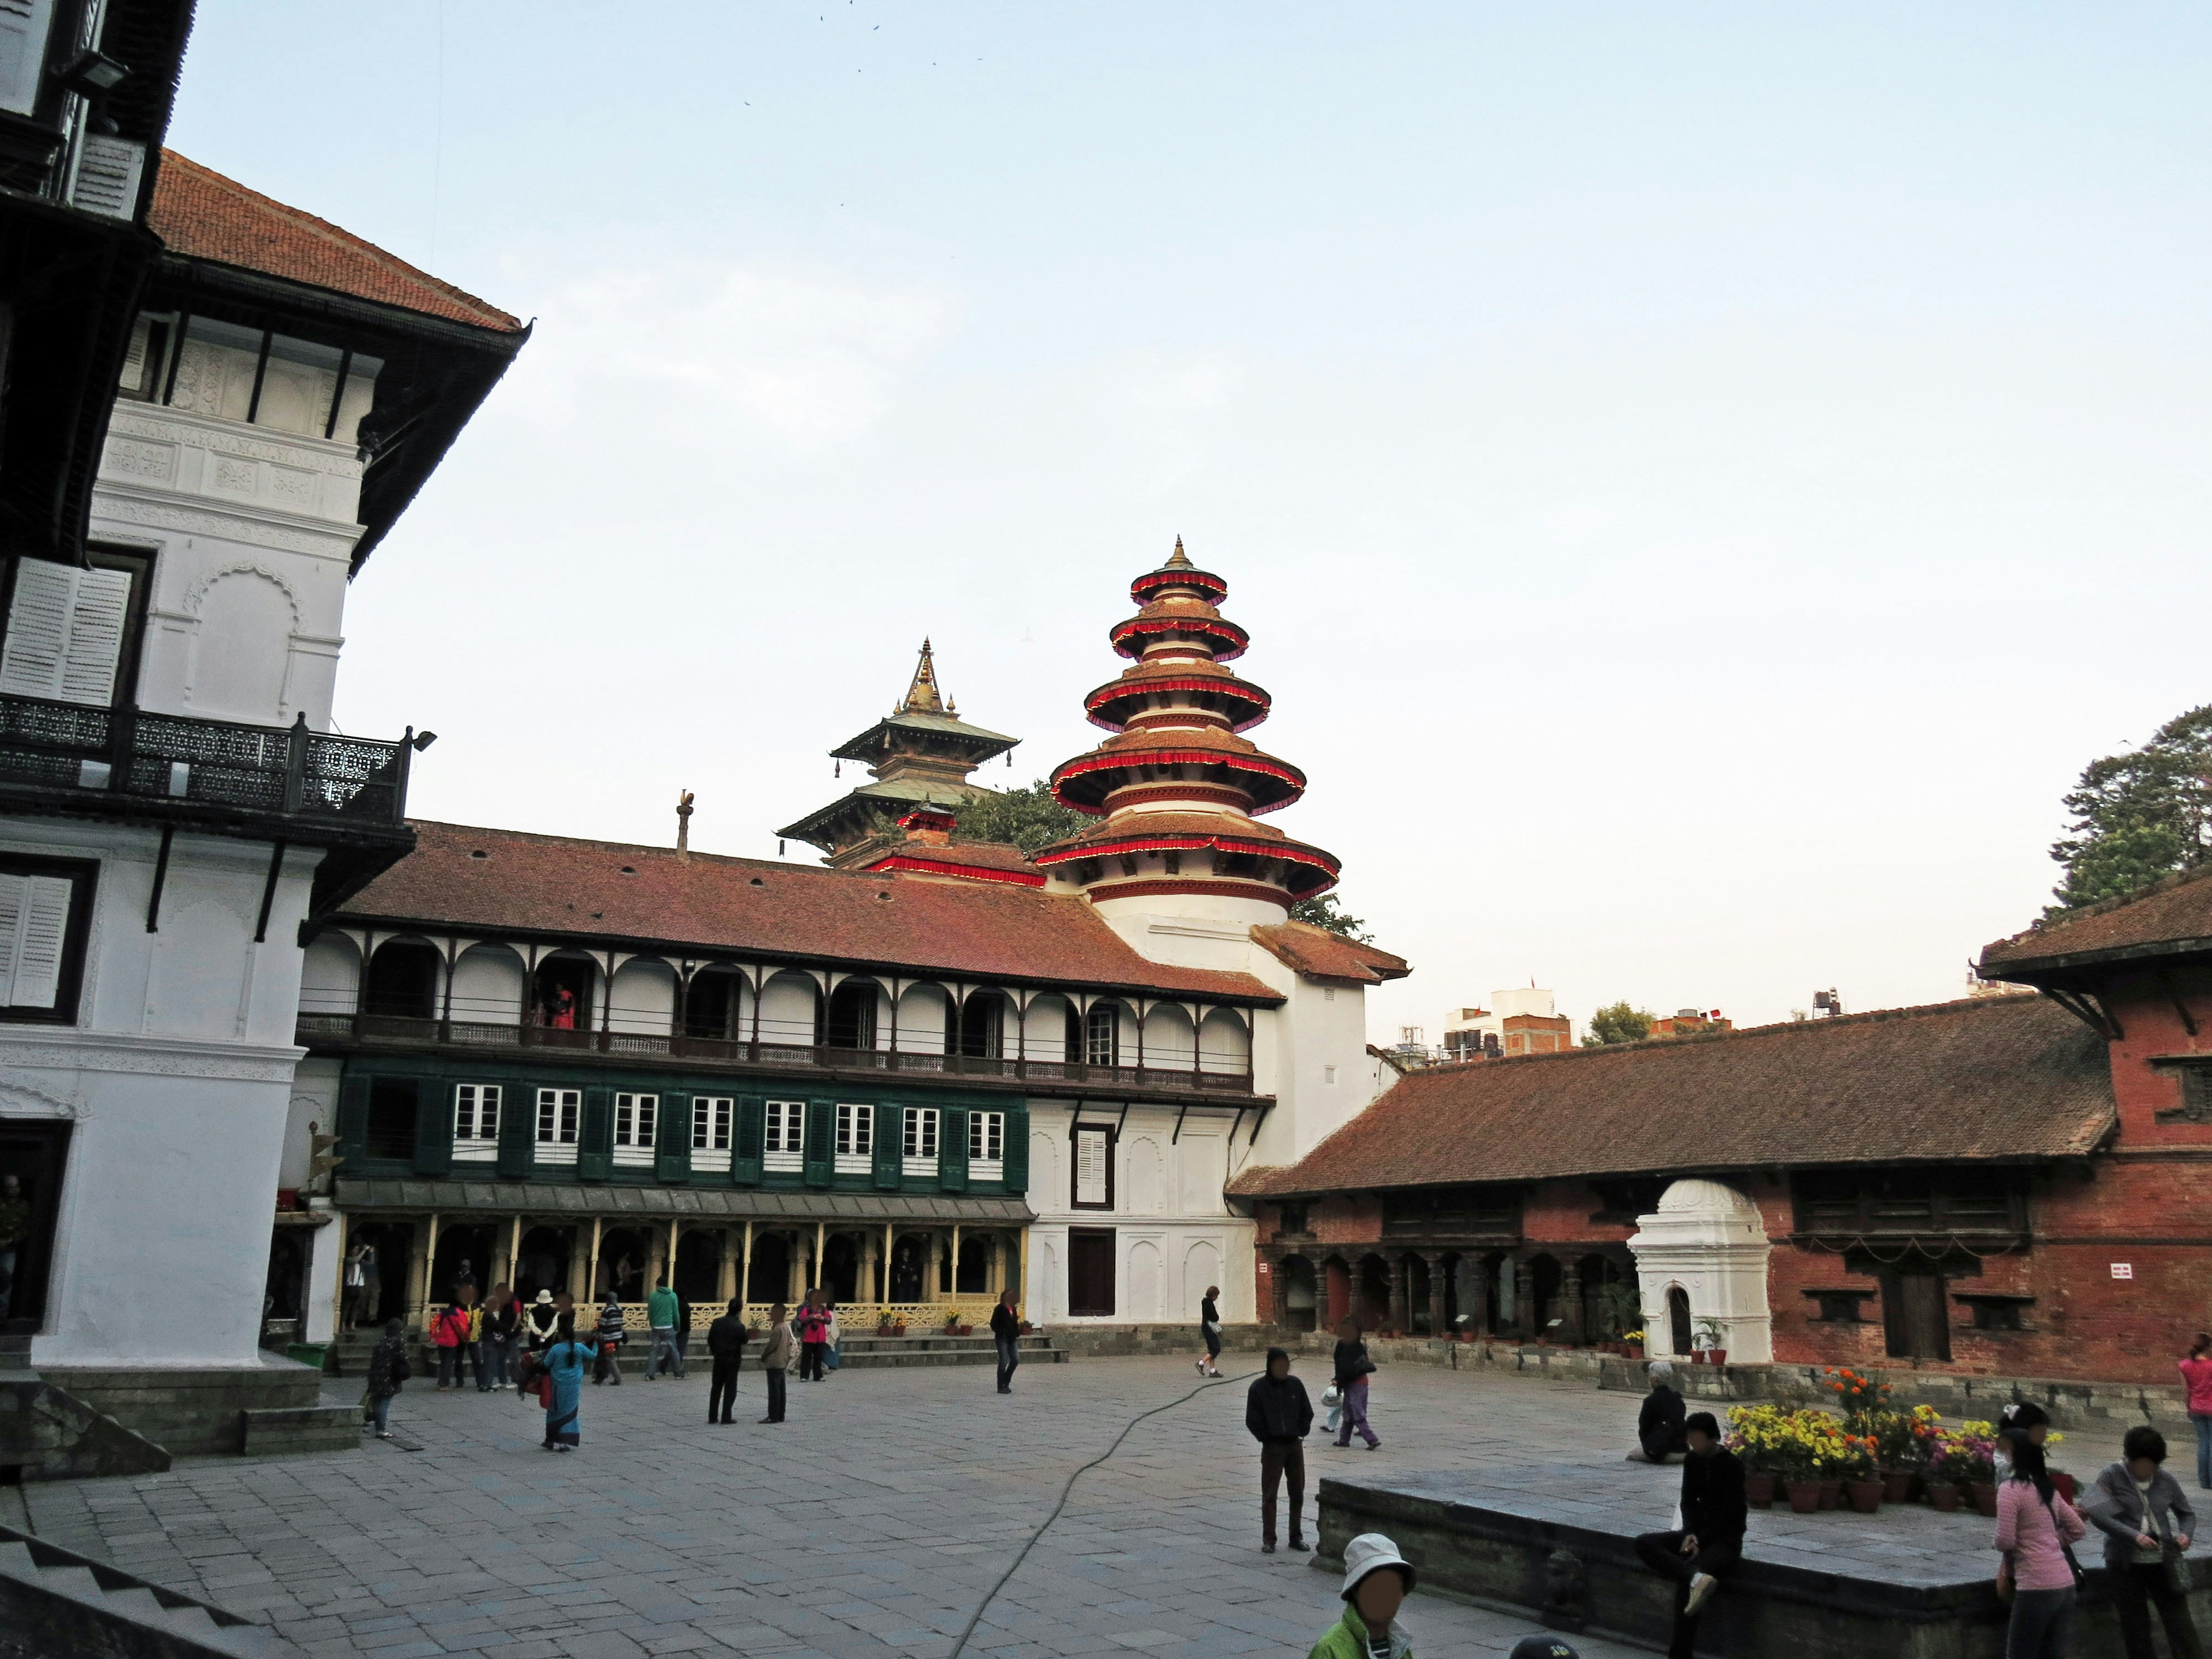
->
xmin=1085 ymin=675 xmax=1271 ymax=733
xmin=861 ymin=854 xmax=1046 ymax=888
xmin=1032 ymin=833 xmax=1340 ymax=877
xmin=1130 ymin=568 xmax=1229 ymax=603
xmin=1109 ymin=615 xmax=1249 ymax=662
xmin=1051 ymin=750 xmax=1305 ymax=816
xmin=1086 ymin=877 xmax=1293 ymax=909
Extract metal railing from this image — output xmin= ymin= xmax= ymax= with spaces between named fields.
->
xmin=297 ymin=1012 xmax=1255 ymax=1092
xmin=0 ymin=694 xmax=407 ymax=825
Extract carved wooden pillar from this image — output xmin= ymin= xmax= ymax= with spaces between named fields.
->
xmin=1466 ymin=1256 xmax=1490 ymax=1336
xmin=1420 ymin=1251 xmax=1448 ymax=1337
xmin=1559 ymin=1257 xmax=1585 ymax=1346
xmin=1513 ymin=1256 xmax=1536 ymax=1339
xmin=1385 ymin=1255 xmax=1410 ymax=1335
xmin=1324 ymin=1258 xmax=1351 ymax=1331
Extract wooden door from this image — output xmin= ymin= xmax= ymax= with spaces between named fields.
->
xmin=1884 ymin=1270 xmax=1952 ymax=1360
xmin=1068 ymin=1228 xmax=1116 ymax=1317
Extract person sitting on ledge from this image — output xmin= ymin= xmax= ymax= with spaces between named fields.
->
xmin=1634 ymin=1411 xmax=1745 ymax=1659
xmin=1627 ymin=1361 xmax=1688 ymax=1463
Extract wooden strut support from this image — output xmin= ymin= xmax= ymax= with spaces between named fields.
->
xmin=2158 ymin=971 xmax=2200 ymax=1037
xmin=144 ymin=823 xmax=173 ymax=932
xmin=2043 ymin=986 xmax=2124 ymax=1041
xmin=252 ymin=840 xmax=287 ymax=942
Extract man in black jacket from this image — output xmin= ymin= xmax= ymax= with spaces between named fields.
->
xmin=1633 ymin=1411 xmax=1746 ymax=1659
xmin=1245 ymin=1347 xmax=1315 ymax=1555
xmin=705 ymin=1300 xmax=749 ymax=1425
xmin=1629 ymin=1361 xmax=1688 ymax=1463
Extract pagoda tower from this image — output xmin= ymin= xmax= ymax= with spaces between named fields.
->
xmin=1037 ymin=539 xmax=1340 ymax=928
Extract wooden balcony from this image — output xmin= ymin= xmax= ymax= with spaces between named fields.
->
xmin=296 ymin=1012 xmax=1257 ymax=1096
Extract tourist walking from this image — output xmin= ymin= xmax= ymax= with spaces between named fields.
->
xmin=524 ymin=1289 xmax=559 ymax=1353
xmin=342 ymin=1241 xmax=373 ymax=1332
xmin=2087 ymin=1426 xmax=2200 ymax=1659
xmin=1247 ymin=1347 xmax=1314 ymax=1554
xmin=1633 ymin=1412 xmax=1745 ymax=1659
xmin=2182 ymin=1335 xmax=2212 ymax=1490
xmin=1195 ymin=1284 xmax=1224 ymax=1378
xmin=759 ymin=1301 xmax=793 ymax=1423
xmin=706 ymin=1299 xmax=748 ymax=1423
xmin=1307 ymin=1532 xmax=1414 ymax=1659
xmin=365 ymin=1317 xmax=408 ymax=1440
xmin=1628 ymin=1361 xmax=1688 ymax=1463
xmin=540 ymin=1315 xmax=598 ymax=1453
xmin=431 ymin=1298 xmax=470 ymax=1389
xmin=796 ymin=1291 xmax=830 ymax=1382
xmin=990 ymin=1287 xmax=1021 ymax=1393
xmin=1331 ymin=1317 xmax=1380 ymax=1450
xmin=593 ymin=1290 xmax=626 ymax=1385
xmin=482 ymin=1283 xmax=520 ymax=1390
xmin=1995 ymin=1434 xmax=2087 ymax=1659
xmin=645 ymin=1279 xmax=681 ymax=1379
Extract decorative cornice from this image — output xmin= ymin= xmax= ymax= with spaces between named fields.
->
xmin=107 ymin=407 xmax=363 ymax=478
xmin=1085 ymin=878 xmax=1293 ymax=910
xmin=91 ymin=488 xmax=361 ymax=560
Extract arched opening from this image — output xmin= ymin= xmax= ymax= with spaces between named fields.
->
xmin=1355 ymin=1255 xmax=1391 ymax=1331
xmin=956 ymin=1236 xmax=991 ymax=1294
xmin=533 ymin=955 xmax=596 ymax=1033
xmin=1280 ymin=1255 xmax=1318 ymax=1332
xmin=263 ymin=1227 xmax=309 ymax=1336
xmin=1529 ymin=1253 xmax=1562 ymax=1339
xmin=1199 ymin=1007 xmax=1250 ymax=1075
xmin=889 ymin=1234 xmax=929 ymax=1301
xmin=347 ymin=1220 xmax=415 ymax=1327
xmin=1482 ymin=1251 xmax=1515 ymax=1334
xmin=430 ymin=1224 xmax=493 ymax=1308
xmin=827 ymin=979 xmax=880 ymax=1052
xmin=675 ymin=1230 xmax=722 ymax=1305
xmin=746 ymin=1232 xmax=791 ymax=1303
xmin=1323 ymin=1255 xmax=1352 ymax=1330
xmin=1668 ymin=1285 xmax=1694 ymax=1357
xmin=683 ymin=965 xmax=747 ymax=1041
xmin=597 ymin=1228 xmax=650 ymax=1301
xmin=363 ymin=939 xmax=440 ymax=1020
xmin=757 ymin=971 xmax=824 ymax=1049
xmin=823 ymin=1233 xmax=860 ymax=1302
xmin=449 ymin=942 xmax=524 ymax=1025
xmin=955 ymin=990 xmax=1007 ymax=1059
xmin=1142 ymin=1002 xmax=1196 ymax=1070
xmin=516 ymin=1226 xmax=571 ymax=1304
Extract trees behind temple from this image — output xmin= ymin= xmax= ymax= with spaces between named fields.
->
xmin=2049 ymin=705 xmax=2212 ymax=914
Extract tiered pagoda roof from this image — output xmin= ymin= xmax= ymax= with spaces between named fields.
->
xmin=1037 ymin=540 xmax=1340 ymax=906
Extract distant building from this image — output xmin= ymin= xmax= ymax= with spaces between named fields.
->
xmin=1443 ymin=990 xmax=1572 ymax=1060
xmin=1650 ymin=1007 xmax=1733 ymax=1039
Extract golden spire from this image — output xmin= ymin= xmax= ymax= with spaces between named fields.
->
xmin=1162 ymin=535 xmax=1193 ymax=570
xmin=898 ymin=638 xmax=944 ymax=714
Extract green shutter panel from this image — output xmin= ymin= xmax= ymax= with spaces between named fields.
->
xmin=656 ymin=1089 xmax=691 ymax=1183
xmin=940 ymin=1107 xmax=968 ymax=1193
xmin=803 ymin=1100 xmax=834 ymax=1188
xmin=733 ymin=1096 xmax=764 ymax=1185
xmin=414 ymin=1077 xmax=453 ymax=1176
xmin=336 ymin=1071 xmax=372 ymax=1163
xmin=497 ymin=1082 xmax=533 ymax=1176
xmin=577 ymin=1088 xmax=613 ymax=1181
xmin=1001 ymin=1104 xmax=1030 ymax=1193
xmin=873 ymin=1104 xmax=902 ymax=1190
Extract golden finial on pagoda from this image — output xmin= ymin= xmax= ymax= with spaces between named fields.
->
xmin=899 ymin=639 xmax=944 ymax=714
xmin=1163 ymin=536 xmax=1193 ymax=570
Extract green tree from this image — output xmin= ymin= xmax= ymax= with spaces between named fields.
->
xmin=2048 ymin=705 xmax=2212 ymax=914
xmin=950 ymin=779 xmax=1090 ymax=855
xmin=1288 ymin=893 xmax=1370 ymax=941
xmin=1582 ymin=1002 xmax=1655 ymax=1047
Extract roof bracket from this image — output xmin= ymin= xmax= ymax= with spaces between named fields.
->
xmin=2157 ymin=971 xmax=2200 ymax=1037
xmin=2043 ymin=986 xmax=2123 ymax=1042
xmin=1171 ymin=1101 xmax=1190 ymax=1145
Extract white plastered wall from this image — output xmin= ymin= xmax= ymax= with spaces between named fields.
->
xmin=1627 ymin=1177 xmax=1775 ymax=1363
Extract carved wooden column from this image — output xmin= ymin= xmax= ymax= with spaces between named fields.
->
xmin=1420 ymin=1251 xmax=1448 ymax=1337
xmin=1385 ymin=1255 xmax=1411 ymax=1335
xmin=1513 ymin=1256 xmax=1536 ymax=1339
xmin=1559 ymin=1257 xmax=1585 ymax=1345
xmin=1465 ymin=1255 xmax=1490 ymax=1336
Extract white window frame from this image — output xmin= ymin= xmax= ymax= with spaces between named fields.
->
xmin=902 ymin=1105 xmax=940 ymax=1177
xmin=967 ymin=1109 xmax=1005 ymax=1182
xmin=452 ymin=1084 xmax=500 ymax=1160
xmin=613 ymin=1092 xmax=658 ymax=1166
xmin=835 ymin=1102 xmax=873 ymax=1175
xmin=1085 ymin=1003 xmax=1118 ymax=1067
xmin=691 ymin=1095 xmax=733 ymax=1175
xmin=764 ymin=1099 xmax=805 ymax=1173
xmin=535 ymin=1086 xmax=581 ymax=1165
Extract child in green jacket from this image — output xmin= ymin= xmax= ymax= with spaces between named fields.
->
xmin=1310 ymin=1533 xmax=1414 ymax=1659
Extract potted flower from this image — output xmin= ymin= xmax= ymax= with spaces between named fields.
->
xmin=1692 ymin=1316 xmax=1729 ymax=1366
xmin=1726 ymin=1404 xmax=1782 ymax=1508
xmin=876 ymin=1314 xmax=897 ymax=1338
xmin=1776 ymin=1414 xmax=1825 ymax=1513
xmin=1597 ymin=1283 xmax=1643 ymax=1357
xmin=1622 ymin=1328 xmax=1645 ymax=1359
xmin=944 ymin=1311 xmax=963 ymax=1336
xmin=1836 ymin=1433 xmax=1884 ymax=1513
xmin=891 ymin=1319 xmax=907 ymax=1337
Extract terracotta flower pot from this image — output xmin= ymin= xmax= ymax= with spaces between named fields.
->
xmin=1881 ymin=1468 xmax=1914 ymax=1505
xmin=1785 ymin=1479 xmax=1822 ymax=1514
xmin=1817 ymin=1480 xmax=1842 ymax=1510
xmin=1929 ymin=1482 xmax=1963 ymax=1513
xmin=1707 ymin=1350 xmax=1728 ymax=1367
xmin=1971 ymin=1482 xmax=2000 ymax=1518
xmin=1745 ymin=1472 xmax=1777 ymax=1509
xmin=1690 ymin=1351 xmax=1709 ymax=1366
xmin=1844 ymin=1479 xmax=1884 ymax=1514
xmin=1626 ymin=1342 xmax=1644 ymax=1359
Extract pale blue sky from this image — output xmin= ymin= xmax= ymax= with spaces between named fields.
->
xmin=168 ymin=4 xmax=2212 ymax=1039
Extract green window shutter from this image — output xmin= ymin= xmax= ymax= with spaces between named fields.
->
xmin=733 ymin=1096 xmax=764 ymax=1186
xmin=872 ymin=1104 xmax=901 ymax=1190
xmin=336 ymin=1071 xmax=372 ymax=1162
xmin=656 ymin=1089 xmax=690 ymax=1183
xmin=577 ymin=1088 xmax=613 ymax=1181
xmin=940 ymin=1108 xmax=968 ymax=1193
xmin=1002 ymin=1104 xmax=1030 ymax=1193
xmin=496 ymin=1082 xmax=533 ymax=1177
xmin=803 ymin=1100 xmax=834 ymax=1188
xmin=414 ymin=1078 xmax=453 ymax=1176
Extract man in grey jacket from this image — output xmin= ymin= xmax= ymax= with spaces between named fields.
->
xmin=2086 ymin=1425 xmax=2202 ymax=1659
xmin=757 ymin=1302 xmax=793 ymax=1425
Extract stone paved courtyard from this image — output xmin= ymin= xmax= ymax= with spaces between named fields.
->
xmin=11 ymin=1355 xmax=2145 ymax=1658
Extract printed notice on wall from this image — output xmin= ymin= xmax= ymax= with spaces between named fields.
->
xmin=1074 ymin=1127 xmax=1109 ymax=1206
xmin=2112 ymin=1263 xmax=2134 ymax=1280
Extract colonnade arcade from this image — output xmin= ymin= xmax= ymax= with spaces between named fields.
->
xmin=1261 ymin=1245 xmax=1635 ymax=1344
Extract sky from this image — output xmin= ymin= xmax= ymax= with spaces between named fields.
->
xmin=164 ymin=3 xmax=2212 ymax=1044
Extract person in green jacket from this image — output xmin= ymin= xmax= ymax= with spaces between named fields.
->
xmin=645 ymin=1280 xmax=683 ymax=1380
xmin=1310 ymin=1532 xmax=1414 ymax=1659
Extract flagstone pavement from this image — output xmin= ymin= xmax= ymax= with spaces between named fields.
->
xmin=14 ymin=1354 xmax=2137 ymax=1659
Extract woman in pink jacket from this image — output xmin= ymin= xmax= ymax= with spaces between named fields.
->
xmin=2180 ymin=1333 xmax=2212 ymax=1490
xmin=1994 ymin=1435 xmax=2088 ymax=1659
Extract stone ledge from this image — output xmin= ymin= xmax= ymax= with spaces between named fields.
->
xmin=239 ymin=1406 xmax=357 ymax=1459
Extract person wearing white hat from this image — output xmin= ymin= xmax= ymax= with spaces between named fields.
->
xmin=1306 ymin=1532 xmax=1414 ymax=1659
xmin=524 ymin=1288 xmax=559 ymax=1354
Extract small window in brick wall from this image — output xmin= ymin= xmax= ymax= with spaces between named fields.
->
xmin=1955 ymin=1293 xmax=2035 ymax=1333
xmin=2157 ymin=1063 xmax=2212 ymax=1126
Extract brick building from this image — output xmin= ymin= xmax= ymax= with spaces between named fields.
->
xmin=1228 ymin=866 xmax=2212 ymax=1385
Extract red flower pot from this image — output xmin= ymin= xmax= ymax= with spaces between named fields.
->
xmin=1844 ymin=1479 xmax=1884 ymax=1514
xmin=1929 ymin=1482 xmax=1963 ymax=1513
xmin=1970 ymin=1482 xmax=1999 ymax=1518
xmin=1707 ymin=1349 xmax=1728 ymax=1367
xmin=1881 ymin=1469 xmax=1914 ymax=1505
xmin=1690 ymin=1351 xmax=1709 ymax=1366
xmin=1817 ymin=1480 xmax=1841 ymax=1511
xmin=1745 ymin=1472 xmax=1777 ymax=1509
xmin=1785 ymin=1480 xmax=1822 ymax=1514
xmin=2052 ymin=1471 xmax=2077 ymax=1505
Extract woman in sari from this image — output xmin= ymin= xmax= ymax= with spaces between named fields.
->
xmin=541 ymin=1314 xmax=597 ymax=1453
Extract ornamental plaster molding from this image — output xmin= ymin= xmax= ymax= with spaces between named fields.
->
xmin=91 ymin=491 xmax=358 ymax=561
xmin=0 ymin=1072 xmax=88 ymax=1119
xmin=181 ymin=560 xmax=302 ymax=628
xmin=0 ymin=1029 xmax=301 ymax=1084
xmin=107 ymin=408 xmax=362 ymax=478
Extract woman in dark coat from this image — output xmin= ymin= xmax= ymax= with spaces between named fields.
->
xmin=365 ymin=1318 xmax=408 ymax=1440
xmin=2087 ymin=1426 xmax=2202 ymax=1659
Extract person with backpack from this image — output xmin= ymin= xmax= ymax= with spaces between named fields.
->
xmin=365 ymin=1317 xmax=409 ymax=1440
xmin=645 ymin=1279 xmax=682 ymax=1379
xmin=593 ymin=1290 xmax=626 ymax=1385
xmin=1995 ymin=1432 xmax=2088 ymax=1658
xmin=2086 ymin=1426 xmax=2201 ymax=1659
xmin=706 ymin=1299 xmax=749 ymax=1424
xmin=1331 ymin=1317 xmax=1381 ymax=1450
xmin=431 ymin=1299 xmax=471 ymax=1389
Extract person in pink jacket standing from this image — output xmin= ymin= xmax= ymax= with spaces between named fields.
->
xmin=1994 ymin=1434 xmax=2088 ymax=1659
xmin=2180 ymin=1333 xmax=2212 ymax=1490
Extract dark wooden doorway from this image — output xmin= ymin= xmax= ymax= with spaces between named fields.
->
xmin=676 ymin=1231 xmax=722 ymax=1305
xmin=350 ymin=1221 xmax=416 ymax=1326
xmin=514 ymin=1226 xmax=570 ymax=1304
xmin=0 ymin=1122 xmax=69 ymax=1329
xmin=1668 ymin=1286 xmax=1694 ymax=1357
xmin=1883 ymin=1268 xmax=1953 ymax=1361
xmin=431 ymin=1225 xmax=493 ymax=1308
xmin=748 ymin=1231 xmax=791 ymax=1303
xmin=1068 ymin=1228 xmax=1116 ymax=1317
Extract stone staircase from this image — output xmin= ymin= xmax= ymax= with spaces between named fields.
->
xmin=328 ymin=1328 xmax=1066 ymax=1377
xmin=0 ymin=1521 xmax=296 ymax=1656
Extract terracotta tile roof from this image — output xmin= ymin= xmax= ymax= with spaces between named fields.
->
xmin=1982 ymin=862 xmax=2212 ymax=978
xmin=149 ymin=152 xmax=524 ymax=333
xmin=1227 ymin=995 xmax=2113 ymax=1197
xmin=860 ymin=842 xmax=1046 ymax=887
xmin=1250 ymin=922 xmax=1411 ymax=984
xmin=341 ymin=821 xmax=1279 ymax=1002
